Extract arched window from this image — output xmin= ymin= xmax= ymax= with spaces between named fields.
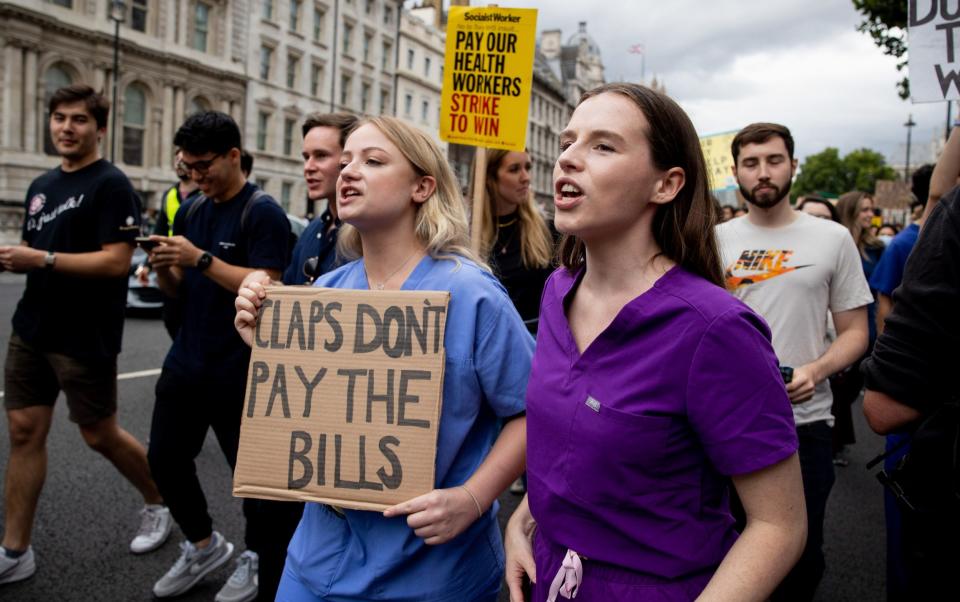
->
xmin=43 ymin=65 xmax=74 ymax=156
xmin=187 ymin=96 xmax=210 ymax=116
xmin=122 ymin=84 xmax=147 ymax=166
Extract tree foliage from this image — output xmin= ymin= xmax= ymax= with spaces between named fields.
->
xmin=793 ymin=147 xmax=898 ymax=199
xmin=852 ymin=0 xmax=909 ymax=99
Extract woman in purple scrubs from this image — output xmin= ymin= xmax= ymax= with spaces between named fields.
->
xmin=504 ymin=83 xmax=807 ymax=601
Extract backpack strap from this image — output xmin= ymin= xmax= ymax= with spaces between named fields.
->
xmin=182 ymin=194 xmax=209 ymax=228
xmin=240 ymin=188 xmax=270 ymax=235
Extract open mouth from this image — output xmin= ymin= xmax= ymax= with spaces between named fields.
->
xmin=340 ymin=186 xmax=361 ymax=199
xmin=557 ymin=182 xmax=583 ymax=198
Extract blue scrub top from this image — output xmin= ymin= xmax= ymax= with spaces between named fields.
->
xmin=282 ymin=254 xmax=534 ymax=601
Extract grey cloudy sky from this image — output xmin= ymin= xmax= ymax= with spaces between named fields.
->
xmin=486 ymin=0 xmax=949 ymax=167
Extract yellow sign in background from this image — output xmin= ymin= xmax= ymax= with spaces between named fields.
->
xmin=440 ymin=6 xmax=538 ymax=151
xmin=700 ymin=131 xmax=738 ymax=192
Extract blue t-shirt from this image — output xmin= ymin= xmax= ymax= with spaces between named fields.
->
xmin=283 ymin=209 xmax=341 ymax=285
xmin=283 ymin=255 xmax=533 ymax=601
xmin=164 ymin=183 xmax=290 ymax=378
xmin=869 ymin=223 xmax=920 ymax=296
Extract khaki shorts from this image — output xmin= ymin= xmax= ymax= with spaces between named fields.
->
xmin=4 ymin=333 xmax=117 ymax=425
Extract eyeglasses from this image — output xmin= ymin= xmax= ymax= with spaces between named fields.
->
xmin=302 ymin=256 xmax=321 ymax=283
xmin=178 ymin=153 xmax=225 ymax=176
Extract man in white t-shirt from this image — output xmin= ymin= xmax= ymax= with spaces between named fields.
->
xmin=716 ymin=122 xmax=872 ymax=602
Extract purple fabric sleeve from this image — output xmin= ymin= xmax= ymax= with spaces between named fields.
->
xmin=685 ymin=307 xmax=798 ymax=476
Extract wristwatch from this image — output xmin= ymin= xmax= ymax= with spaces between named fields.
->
xmin=196 ymin=251 xmax=213 ymax=272
xmin=44 ymin=251 xmax=56 ymax=269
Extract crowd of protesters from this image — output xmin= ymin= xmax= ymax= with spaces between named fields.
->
xmin=0 ymin=80 xmax=956 ymax=602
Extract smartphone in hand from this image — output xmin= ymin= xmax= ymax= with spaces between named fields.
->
xmin=135 ymin=237 xmax=160 ymax=251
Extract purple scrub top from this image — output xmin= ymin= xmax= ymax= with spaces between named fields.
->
xmin=527 ymin=265 xmax=798 ymax=584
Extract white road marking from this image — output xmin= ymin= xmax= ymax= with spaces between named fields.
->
xmin=0 ymin=367 xmax=161 ymax=399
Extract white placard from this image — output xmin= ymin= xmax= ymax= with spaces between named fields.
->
xmin=909 ymin=0 xmax=960 ymax=103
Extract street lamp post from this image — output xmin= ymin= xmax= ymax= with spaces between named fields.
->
xmin=904 ymin=114 xmax=917 ymax=183
xmin=108 ymin=1 xmax=126 ymax=163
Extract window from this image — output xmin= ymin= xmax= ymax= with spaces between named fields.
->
xmin=380 ymin=89 xmax=389 ymax=115
xmin=343 ymin=23 xmax=353 ymax=54
xmin=365 ymin=0 xmax=374 ymax=15
xmin=193 ymin=2 xmax=210 ymax=52
xmin=283 ymin=118 xmax=295 ymax=155
xmin=287 ymin=54 xmax=299 ymax=89
xmin=406 ymin=49 xmax=414 ymax=70
xmin=122 ymin=84 xmax=147 ymax=166
xmin=310 ymin=63 xmax=324 ymax=97
xmin=259 ymin=46 xmax=273 ymax=80
xmin=383 ymin=5 xmax=393 ymax=25
xmin=256 ymin=177 xmax=268 ymax=190
xmin=361 ymin=83 xmax=370 ymax=113
xmin=404 ymin=93 xmax=412 ymax=117
xmin=363 ymin=32 xmax=372 ymax=63
xmin=262 ymin=0 xmax=273 ymax=20
xmin=43 ymin=65 xmax=73 ymax=156
xmin=424 ymin=57 xmax=431 ymax=78
xmin=281 ymin=182 xmax=293 ymax=210
xmin=340 ymin=74 xmax=351 ymax=108
xmin=257 ymin=112 xmax=270 ymax=151
xmin=381 ymin=41 xmax=391 ymax=70
xmin=289 ymin=0 xmax=301 ymax=31
xmin=313 ymin=6 xmax=325 ymax=41
xmin=130 ymin=0 xmax=148 ymax=32
xmin=421 ymin=100 xmax=428 ymax=123
xmin=52 ymin=0 xmax=72 ymax=7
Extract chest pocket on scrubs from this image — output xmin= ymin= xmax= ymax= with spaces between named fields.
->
xmin=561 ymin=399 xmax=673 ymax=510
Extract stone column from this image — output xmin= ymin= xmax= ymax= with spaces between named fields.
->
xmin=161 ymin=84 xmax=174 ymax=162
xmin=173 ymin=87 xmax=185 ymax=134
xmin=3 ymin=44 xmax=23 ymax=149
xmin=23 ymin=47 xmax=38 ymax=152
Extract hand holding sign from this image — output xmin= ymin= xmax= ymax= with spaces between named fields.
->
xmin=383 ymin=485 xmax=484 ymax=545
xmin=235 ymin=271 xmax=274 ymax=348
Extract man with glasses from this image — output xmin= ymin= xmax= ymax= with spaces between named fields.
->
xmin=145 ymin=111 xmax=291 ymax=601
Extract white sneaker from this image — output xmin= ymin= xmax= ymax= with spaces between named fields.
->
xmin=0 ymin=546 xmax=35 ymax=585
xmin=215 ymin=550 xmax=259 ymax=602
xmin=153 ymin=531 xmax=234 ymax=598
xmin=130 ymin=504 xmax=172 ymax=554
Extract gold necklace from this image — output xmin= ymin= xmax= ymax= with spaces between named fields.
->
xmin=369 ymin=250 xmax=419 ymax=290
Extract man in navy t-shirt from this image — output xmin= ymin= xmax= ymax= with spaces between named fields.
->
xmin=0 ymin=85 xmax=167 ymax=586
xmin=145 ymin=111 xmax=291 ymax=601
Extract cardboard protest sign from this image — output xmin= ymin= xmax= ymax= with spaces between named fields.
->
xmin=909 ymin=0 xmax=960 ymax=102
xmin=440 ymin=6 xmax=538 ymax=151
xmin=233 ymin=287 xmax=450 ymax=512
xmin=699 ymin=131 xmax=738 ymax=192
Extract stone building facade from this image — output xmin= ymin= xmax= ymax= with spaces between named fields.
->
xmin=395 ymin=6 xmax=444 ymax=148
xmin=247 ymin=0 xmax=402 ymax=216
xmin=0 ymin=0 xmax=246 ymax=232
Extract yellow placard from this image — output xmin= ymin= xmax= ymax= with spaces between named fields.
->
xmin=700 ymin=131 xmax=738 ymax=192
xmin=440 ymin=6 xmax=538 ymax=151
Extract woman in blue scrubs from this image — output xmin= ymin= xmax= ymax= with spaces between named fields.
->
xmin=235 ymin=116 xmax=532 ymax=601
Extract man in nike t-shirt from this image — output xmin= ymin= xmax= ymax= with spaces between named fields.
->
xmin=716 ymin=122 xmax=872 ymax=601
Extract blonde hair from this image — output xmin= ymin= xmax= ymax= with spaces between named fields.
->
xmin=470 ymin=148 xmax=553 ymax=269
xmin=837 ymin=190 xmax=881 ymax=257
xmin=336 ymin=116 xmax=487 ymax=270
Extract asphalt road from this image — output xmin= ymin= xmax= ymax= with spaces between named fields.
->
xmin=0 ymin=273 xmax=886 ymax=601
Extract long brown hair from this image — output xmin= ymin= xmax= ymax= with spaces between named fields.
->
xmin=557 ymin=83 xmax=723 ymax=287
xmin=837 ymin=191 xmax=881 ymax=257
xmin=470 ymin=149 xmax=553 ymax=268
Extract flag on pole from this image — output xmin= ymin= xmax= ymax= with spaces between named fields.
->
xmin=628 ymin=43 xmax=644 ymax=54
